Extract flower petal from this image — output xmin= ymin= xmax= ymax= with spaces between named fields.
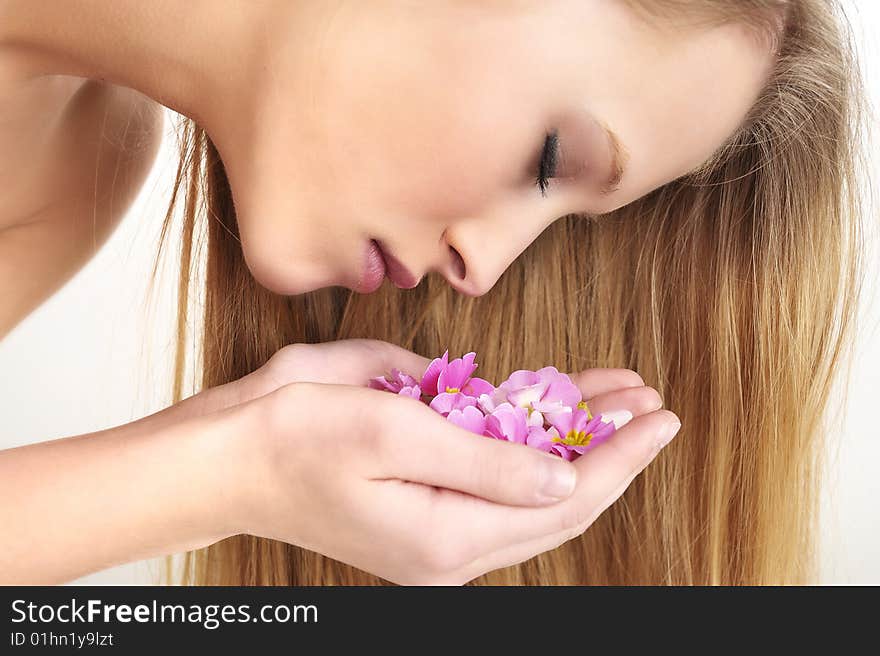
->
xmin=526 ymin=409 xmax=545 ymax=427
xmin=367 ymin=376 xmax=387 ymax=390
xmin=507 ymin=382 xmax=547 ymax=409
xmin=547 ymin=409 xmax=576 ymax=437
xmin=526 ymin=426 xmax=555 ymax=452
xmin=429 ymin=392 xmax=477 ymax=416
xmin=398 ymin=385 xmax=422 ymax=400
xmin=391 ymin=368 xmax=420 ymax=389
xmin=535 ymin=367 xmax=581 ymax=405
xmin=447 ymin=405 xmax=488 ymax=435
xmin=485 ymin=403 xmax=529 ymax=444
xmin=476 ymin=393 xmax=498 ymax=414
xmin=462 ymin=376 xmax=495 ymax=397
xmin=501 ymin=370 xmax=542 ymax=390
xmin=420 ymin=349 xmax=449 ymax=396
xmin=532 ymin=399 xmax=567 ymax=415
xmin=438 ymin=352 xmax=479 ymax=393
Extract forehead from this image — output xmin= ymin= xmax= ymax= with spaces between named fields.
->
xmin=423 ymin=1 xmax=779 ymax=207
xmin=303 ymin=1 xmax=779 ymax=214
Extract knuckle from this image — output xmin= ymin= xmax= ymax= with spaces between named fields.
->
xmin=260 ymin=344 xmax=306 ymax=388
xmin=262 ymin=381 xmax=308 ymax=431
xmin=559 ymin=503 xmax=587 ymax=533
xmin=357 ymin=395 xmax=393 ymax=452
xmin=471 ymin=449 xmax=507 ymax=499
xmin=643 ymin=386 xmax=664 ymax=409
xmin=508 ymin=451 xmax=548 ymax=501
xmin=277 ymin=342 xmax=305 ymax=358
xmin=611 ymin=411 xmax=681 ymax=467
xmin=608 ymin=429 xmax=648 ymax=463
xmin=268 ymin=342 xmax=305 ymax=369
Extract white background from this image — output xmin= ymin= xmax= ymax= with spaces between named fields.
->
xmin=0 ymin=3 xmax=877 ymax=584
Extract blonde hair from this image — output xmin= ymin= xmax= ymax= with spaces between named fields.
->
xmin=156 ymin=0 xmax=870 ymax=584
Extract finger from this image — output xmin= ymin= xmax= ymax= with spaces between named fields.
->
xmin=351 ymin=339 xmax=432 ymax=385
xmin=535 ymin=408 xmax=681 ymax=537
xmin=457 ymin=449 xmax=653 ymax=581
xmin=567 ymin=368 xmax=645 ymax=399
xmin=370 ymin=390 xmax=579 ymax=508
xmin=272 ymin=339 xmax=432 ymax=388
xmin=582 ymin=385 xmax=663 ymax=424
xmin=416 ymin=408 xmax=682 ymax=560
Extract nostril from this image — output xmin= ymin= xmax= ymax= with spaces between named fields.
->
xmin=449 ymin=245 xmax=466 ymax=280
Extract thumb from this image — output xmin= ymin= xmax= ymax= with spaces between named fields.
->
xmin=263 ymin=339 xmax=432 ymax=389
xmin=164 ymin=340 xmax=432 ymax=424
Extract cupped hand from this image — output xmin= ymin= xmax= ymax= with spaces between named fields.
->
xmin=193 ymin=340 xmax=679 ymax=585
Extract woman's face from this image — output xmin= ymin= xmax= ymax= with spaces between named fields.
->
xmin=232 ymin=0 xmax=777 ymax=297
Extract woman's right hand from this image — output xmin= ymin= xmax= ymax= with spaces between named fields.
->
xmin=199 ymin=343 xmax=680 ymax=585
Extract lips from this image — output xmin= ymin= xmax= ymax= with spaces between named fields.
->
xmin=375 ymin=239 xmax=420 ymax=289
xmin=357 ymin=239 xmax=387 ymax=293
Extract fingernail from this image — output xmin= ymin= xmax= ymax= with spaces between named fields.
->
xmin=601 ymin=409 xmax=633 ymax=429
xmin=656 ymin=420 xmax=681 ymax=449
xmin=540 ymin=458 xmax=577 ymax=501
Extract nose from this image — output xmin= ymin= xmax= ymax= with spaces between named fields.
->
xmin=441 ymin=243 xmax=486 ymax=297
xmin=433 ymin=209 xmax=557 ymax=297
xmin=437 ymin=231 xmax=504 ymax=298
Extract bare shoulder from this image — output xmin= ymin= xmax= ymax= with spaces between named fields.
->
xmin=0 ymin=71 xmax=164 ymax=338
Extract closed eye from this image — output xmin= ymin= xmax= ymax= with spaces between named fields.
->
xmin=534 ymin=129 xmax=560 ymax=198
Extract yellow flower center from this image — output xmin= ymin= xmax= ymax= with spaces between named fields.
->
xmin=446 ymin=387 xmax=460 ymax=393
xmin=576 ymin=400 xmax=593 ymax=418
xmin=553 ymin=429 xmax=594 ymax=446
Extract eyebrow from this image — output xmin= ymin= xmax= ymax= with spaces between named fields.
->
xmin=595 ymin=119 xmax=629 ymax=196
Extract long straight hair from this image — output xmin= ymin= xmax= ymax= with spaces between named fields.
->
xmin=155 ymin=0 xmax=870 ymax=584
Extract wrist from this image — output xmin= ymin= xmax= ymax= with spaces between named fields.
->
xmin=198 ymin=399 xmax=276 ymax=540
xmin=141 ymin=409 xmax=245 ymax=552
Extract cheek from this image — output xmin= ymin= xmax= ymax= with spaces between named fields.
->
xmin=326 ymin=78 xmax=521 ymax=222
xmin=367 ymin=134 xmax=521 ymax=225
xmin=236 ymin=214 xmax=337 ymax=296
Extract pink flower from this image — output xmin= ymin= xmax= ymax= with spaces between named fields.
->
xmin=482 ymin=366 xmax=582 ymax=426
xmin=366 ymin=350 xmax=622 ymax=462
xmin=525 ymin=426 xmax=572 ymax=460
xmin=418 ymin=350 xmax=450 ymax=396
xmin=484 ymin=402 xmax=530 ymax=444
xmin=545 ymin=403 xmax=616 ymax=458
xmin=422 ymin=350 xmax=494 ymax=417
xmin=420 ymin=350 xmax=494 ymax=397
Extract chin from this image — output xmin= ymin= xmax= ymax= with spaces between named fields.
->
xmin=241 ymin=250 xmax=338 ymax=297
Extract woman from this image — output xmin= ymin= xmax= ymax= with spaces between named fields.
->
xmin=0 ymin=0 xmax=867 ymax=585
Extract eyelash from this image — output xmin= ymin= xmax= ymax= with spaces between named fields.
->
xmin=535 ymin=129 xmax=560 ymax=198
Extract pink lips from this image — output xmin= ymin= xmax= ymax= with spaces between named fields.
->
xmin=358 ymin=239 xmax=420 ymax=293
xmin=358 ymin=239 xmax=387 ymax=293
